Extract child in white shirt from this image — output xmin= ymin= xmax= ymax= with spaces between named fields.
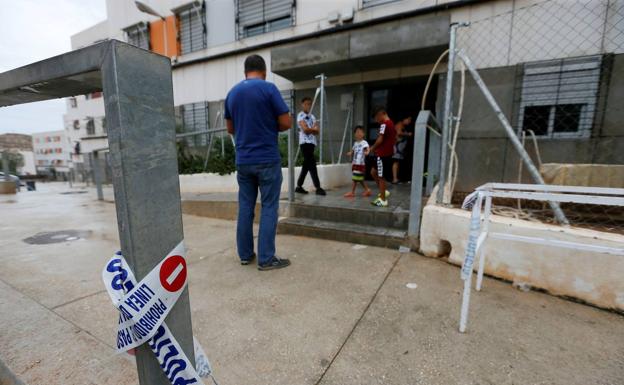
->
xmin=344 ymin=125 xmax=372 ymax=198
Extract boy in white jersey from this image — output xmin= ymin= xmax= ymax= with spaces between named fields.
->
xmin=344 ymin=126 xmax=372 ymax=198
xmin=295 ymin=97 xmax=326 ymax=195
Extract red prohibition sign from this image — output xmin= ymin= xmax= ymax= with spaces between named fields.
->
xmin=159 ymin=255 xmax=187 ymax=292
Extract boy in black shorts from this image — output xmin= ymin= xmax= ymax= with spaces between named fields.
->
xmin=369 ymin=107 xmax=396 ymax=207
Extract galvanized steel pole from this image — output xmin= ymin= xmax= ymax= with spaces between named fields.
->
xmin=437 ymin=23 xmax=459 ymax=204
xmin=101 ymin=41 xmax=196 ymax=384
xmin=315 ymin=73 xmax=326 ymax=165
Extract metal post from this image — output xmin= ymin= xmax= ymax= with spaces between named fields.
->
xmin=476 ymin=195 xmax=492 ymax=291
xmin=338 ymin=102 xmax=352 ymax=164
xmin=459 ymin=192 xmax=483 ymax=333
xmin=315 ymin=73 xmax=326 ymax=165
xmin=101 ymin=41 xmax=195 ymax=385
xmin=407 ymin=111 xmax=429 ymax=237
xmin=91 ymin=151 xmax=104 ymax=201
xmin=437 ymin=23 xmax=459 ymax=204
xmin=457 ymin=50 xmax=569 ymax=225
xmin=288 ymin=116 xmax=295 ymax=203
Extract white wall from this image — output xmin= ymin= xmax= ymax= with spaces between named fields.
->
xmin=179 ymin=163 xmax=351 ymax=193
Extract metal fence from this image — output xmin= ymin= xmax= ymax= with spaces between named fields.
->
xmin=439 ymin=0 xmax=624 ymax=234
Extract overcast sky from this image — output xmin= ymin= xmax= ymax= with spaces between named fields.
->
xmin=0 ymin=0 xmax=107 ymax=135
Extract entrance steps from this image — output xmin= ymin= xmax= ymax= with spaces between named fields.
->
xmin=278 ymin=185 xmax=413 ymax=249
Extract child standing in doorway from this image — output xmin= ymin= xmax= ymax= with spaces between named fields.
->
xmin=344 ymin=126 xmax=372 ymax=198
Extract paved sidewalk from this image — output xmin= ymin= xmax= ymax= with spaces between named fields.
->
xmin=1 ymin=183 xmax=623 ymax=385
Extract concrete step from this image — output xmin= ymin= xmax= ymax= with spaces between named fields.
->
xmin=278 ymin=217 xmax=407 ymax=249
xmin=288 ymin=202 xmax=409 ymax=230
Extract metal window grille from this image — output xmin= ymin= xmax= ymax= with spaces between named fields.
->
xmin=237 ymin=0 xmax=295 ymax=39
xmin=178 ymin=3 xmax=207 ymax=55
xmin=86 ymin=117 xmax=96 ymax=136
xmin=518 ymin=55 xmax=603 ymax=139
xmin=362 ymin=0 xmax=401 ymax=9
xmin=125 ymin=23 xmax=150 ymax=51
xmin=181 ymin=102 xmax=209 ymax=147
xmin=280 ymin=89 xmax=293 ymax=114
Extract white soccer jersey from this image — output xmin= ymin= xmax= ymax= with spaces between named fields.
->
xmin=352 ymin=140 xmax=369 ymax=166
xmin=297 ymin=111 xmax=317 ymax=146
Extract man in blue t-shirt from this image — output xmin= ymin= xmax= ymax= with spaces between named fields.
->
xmin=225 ymin=54 xmax=292 ymax=271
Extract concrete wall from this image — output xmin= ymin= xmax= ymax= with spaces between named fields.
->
xmin=179 ymin=163 xmax=351 ymax=193
xmin=419 ymin=204 xmax=624 ymax=312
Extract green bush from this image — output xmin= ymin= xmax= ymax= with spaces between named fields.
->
xmin=177 ymin=133 xmax=305 ymax=175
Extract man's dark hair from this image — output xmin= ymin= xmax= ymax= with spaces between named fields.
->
xmin=244 ymin=55 xmax=267 ymax=73
xmin=354 ymin=125 xmax=364 ymax=133
xmin=372 ymin=106 xmax=386 ymax=118
xmin=301 ymin=96 xmax=312 ymax=104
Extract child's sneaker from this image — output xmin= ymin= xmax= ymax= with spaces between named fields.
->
xmin=362 ymin=190 xmax=372 ymax=197
xmin=371 ymin=197 xmax=388 ymax=207
xmin=344 ymin=192 xmax=355 ymax=198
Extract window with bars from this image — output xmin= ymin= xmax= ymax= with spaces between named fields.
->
xmin=124 ymin=22 xmax=150 ymax=50
xmin=362 ymin=0 xmax=401 ymax=9
xmin=181 ymin=102 xmax=209 ymax=147
xmin=237 ymin=0 xmax=295 ymax=39
xmin=177 ymin=2 xmax=207 ymax=55
xmin=518 ymin=55 xmax=602 ymax=139
xmin=86 ymin=117 xmax=96 ymax=136
xmin=279 ymin=89 xmax=293 ymax=114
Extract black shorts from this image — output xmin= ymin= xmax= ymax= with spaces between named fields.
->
xmin=375 ymin=156 xmax=393 ymax=178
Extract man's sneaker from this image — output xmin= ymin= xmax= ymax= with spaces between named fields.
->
xmin=371 ymin=197 xmax=388 ymax=207
xmin=377 ymin=190 xmax=391 ymax=199
xmin=240 ymin=253 xmax=256 ymax=265
xmin=295 ymin=186 xmax=308 ymax=194
xmin=316 ymin=188 xmax=327 ymax=196
xmin=258 ymin=256 xmax=291 ymax=271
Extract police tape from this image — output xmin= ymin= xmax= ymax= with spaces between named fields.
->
xmin=102 ymin=241 xmax=219 ymax=385
xmin=461 ymin=192 xmax=483 ymax=280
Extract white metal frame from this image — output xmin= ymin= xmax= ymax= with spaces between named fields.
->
xmin=458 ymin=183 xmax=624 ymax=333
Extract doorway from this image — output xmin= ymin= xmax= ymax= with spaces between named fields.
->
xmin=364 ymin=76 xmax=438 ymax=182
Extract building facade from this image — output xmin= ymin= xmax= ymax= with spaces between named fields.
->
xmin=32 ymin=130 xmax=72 ymax=175
xmin=66 ymin=0 xmax=624 ymax=191
xmin=0 ymin=133 xmax=36 ymax=175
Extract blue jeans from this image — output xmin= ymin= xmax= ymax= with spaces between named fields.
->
xmin=236 ymin=162 xmax=282 ymax=265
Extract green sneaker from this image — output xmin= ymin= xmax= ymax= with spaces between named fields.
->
xmin=371 ymin=197 xmax=388 ymax=207
xmin=377 ymin=190 xmax=391 ymax=199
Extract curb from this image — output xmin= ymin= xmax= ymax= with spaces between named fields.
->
xmin=0 ymin=359 xmax=26 ymax=385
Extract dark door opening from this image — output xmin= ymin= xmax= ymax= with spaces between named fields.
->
xmin=364 ymin=76 xmax=438 ymax=182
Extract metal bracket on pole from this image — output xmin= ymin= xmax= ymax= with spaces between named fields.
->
xmin=456 ymin=50 xmax=569 ymax=225
xmin=90 ymin=151 xmax=104 ymax=201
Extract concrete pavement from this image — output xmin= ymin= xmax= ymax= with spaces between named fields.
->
xmin=1 ymin=182 xmax=623 ymax=385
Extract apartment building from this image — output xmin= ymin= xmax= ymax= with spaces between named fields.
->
xmin=32 ymin=130 xmax=72 ymax=175
xmin=66 ymin=0 xmax=623 ymax=191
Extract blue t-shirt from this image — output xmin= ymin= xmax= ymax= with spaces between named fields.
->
xmin=224 ymin=78 xmax=290 ymax=165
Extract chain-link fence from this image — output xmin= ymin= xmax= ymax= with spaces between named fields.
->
xmin=443 ymin=0 xmax=624 ymax=234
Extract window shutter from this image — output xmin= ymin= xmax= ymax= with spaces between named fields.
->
xmin=238 ymin=0 xmax=294 ymax=38
xmin=519 ymin=55 xmax=602 ymax=137
xmin=178 ymin=5 xmax=206 ymax=55
xmin=362 ymin=0 xmax=400 ymax=9
xmin=125 ymin=23 xmax=150 ymax=51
